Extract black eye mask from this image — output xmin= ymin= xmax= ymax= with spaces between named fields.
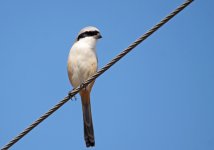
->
xmin=77 ymin=31 xmax=99 ymax=41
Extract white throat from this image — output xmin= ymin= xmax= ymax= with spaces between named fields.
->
xmin=77 ymin=37 xmax=97 ymax=50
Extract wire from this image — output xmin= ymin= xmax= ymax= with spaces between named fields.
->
xmin=1 ymin=0 xmax=194 ymax=149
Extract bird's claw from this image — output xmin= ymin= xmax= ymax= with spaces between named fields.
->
xmin=68 ymin=90 xmax=77 ymax=101
xmin=80 ymin=82 xmax=87 ymax=91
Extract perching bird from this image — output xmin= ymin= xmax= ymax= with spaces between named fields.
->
xmin=67 ymin=26 xmax=102 ymax=147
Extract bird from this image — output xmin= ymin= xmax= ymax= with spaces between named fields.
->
xmin=67 ymin=26 xmax=102 ymax=147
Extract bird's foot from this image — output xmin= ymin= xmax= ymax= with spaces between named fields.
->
xmin=80 ymin=82 xmax=87 ymax=91
xmin=68 ymin=90 xmax=77 ymax=101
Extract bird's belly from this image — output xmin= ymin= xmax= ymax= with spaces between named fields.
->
xmin=69 ymin=52 xmax=97 ymax=88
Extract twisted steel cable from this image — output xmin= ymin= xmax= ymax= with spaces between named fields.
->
xmin=1 ymin=0 xmax=194 ymax=149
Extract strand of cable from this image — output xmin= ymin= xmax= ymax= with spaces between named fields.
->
xmin=1 ymin=1 xmax=193 ymax=149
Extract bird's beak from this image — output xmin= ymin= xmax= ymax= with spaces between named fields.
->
xmin=96 ymin=34 xmax=102 ymax=39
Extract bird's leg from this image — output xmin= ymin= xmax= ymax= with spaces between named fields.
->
xmin=80 ymin=82 xmax=87 ymax=91
xmin=68 ymin=89 xmax=77 ymax=101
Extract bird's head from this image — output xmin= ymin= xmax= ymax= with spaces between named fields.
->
xmin=76 ymin=26 xmax=102 ymax=42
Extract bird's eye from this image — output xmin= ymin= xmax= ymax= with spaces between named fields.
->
xmin=89 ymin=31 xmax=99 ymax=36
xmin=93 ymin=31 xmax=99 ymax=35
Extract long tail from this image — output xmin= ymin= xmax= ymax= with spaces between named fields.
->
xmin=81 ymin=91 xmax=95 ymax=147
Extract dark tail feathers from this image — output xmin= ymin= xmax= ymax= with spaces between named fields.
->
xmin=82 ymin=102 xmax=95 ymax=147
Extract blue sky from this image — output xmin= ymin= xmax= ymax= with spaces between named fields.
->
xmin=1 ymin=0 xmax=214 ymax=150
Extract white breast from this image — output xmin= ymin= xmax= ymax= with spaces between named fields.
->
xmin=67 ymin=38 xmax=98 ymax=88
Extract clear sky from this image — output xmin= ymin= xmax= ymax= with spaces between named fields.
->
xmin=1 ymin=0 xmax=214 ymax=150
